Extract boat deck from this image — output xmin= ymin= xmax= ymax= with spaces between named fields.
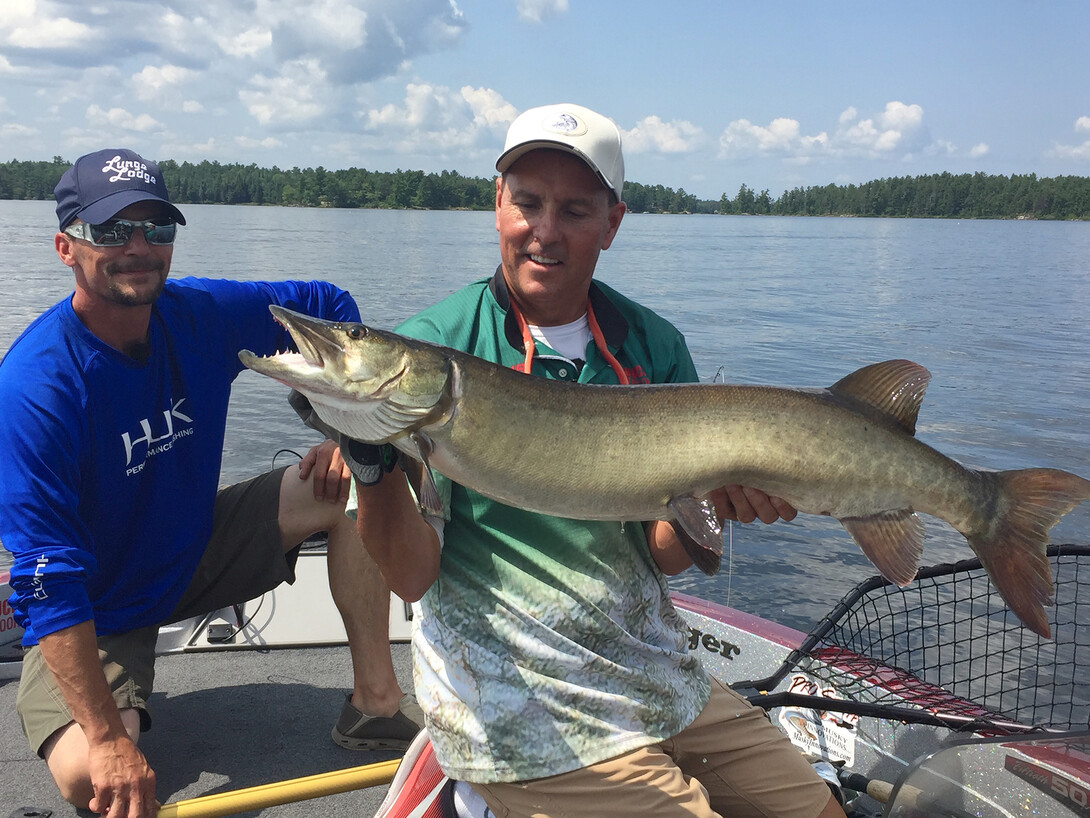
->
xmin=0 ymin=643 xmax=415 ymax=817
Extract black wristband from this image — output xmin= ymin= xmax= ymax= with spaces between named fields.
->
xmin=341 ymin=439 xmax=397 ymax=486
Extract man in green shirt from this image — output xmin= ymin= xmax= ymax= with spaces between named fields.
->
xmin=352 ymin=103 xmax=845 ymax=818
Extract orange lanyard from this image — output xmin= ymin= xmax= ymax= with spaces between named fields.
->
xmin=508 ymin=297 xmax=630 ymax=385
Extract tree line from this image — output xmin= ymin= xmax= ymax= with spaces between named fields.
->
xmin=1 ymin=157 xmax=1087 ymax=219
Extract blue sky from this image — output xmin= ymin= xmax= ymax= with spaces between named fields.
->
xmin=1 ymin=0 xmax=1088 ymax=200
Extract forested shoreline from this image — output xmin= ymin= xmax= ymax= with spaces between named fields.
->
xmin=2 ymin=157 xmax=1088 ymax=219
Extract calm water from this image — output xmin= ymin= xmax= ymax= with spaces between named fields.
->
xmin=2 ymin=200 xmax=1088 ymax=630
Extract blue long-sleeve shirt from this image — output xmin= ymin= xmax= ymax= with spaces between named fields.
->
xmin=0 ymin=277 xmax=359 ymax=644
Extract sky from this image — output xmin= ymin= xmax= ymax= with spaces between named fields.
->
xmin=1 ymin=0 xmax=1088 ymax=200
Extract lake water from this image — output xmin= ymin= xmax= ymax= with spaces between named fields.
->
xmin=2 ymin=200 xmax=1088 ymax=631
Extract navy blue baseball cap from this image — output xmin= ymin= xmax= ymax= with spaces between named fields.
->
xmin=54 ymin=148 xmax=186 ymax=230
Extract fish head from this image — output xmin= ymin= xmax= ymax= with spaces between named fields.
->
xmin=239 ymin=305 xmax=452 ymax=443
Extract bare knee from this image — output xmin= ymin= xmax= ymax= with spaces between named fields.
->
xmin=43 ymin=723 xmax=94 ymax=807
xmin=42 ymin=709 xmax=143 ymax=807
xmin=278 ymin=462 xmax=350 ymax=549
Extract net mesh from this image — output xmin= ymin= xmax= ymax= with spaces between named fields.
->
xmin=747 ymin=545 xmax=1089 ymax=732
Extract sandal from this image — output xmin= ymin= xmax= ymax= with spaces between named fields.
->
xmin=332 ymin=692 xmax=424 ymax=751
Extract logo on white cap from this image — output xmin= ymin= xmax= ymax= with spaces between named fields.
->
xmin=542 ymin=112 xmax=588 ymax=137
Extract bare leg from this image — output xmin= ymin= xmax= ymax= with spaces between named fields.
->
xmin=326 ymin=510 xmax=404 ymax=716
xmin=277 ymin=463 xmax=405 ymax=716
xmin=43 ymin=708 xmax=143 ymax=808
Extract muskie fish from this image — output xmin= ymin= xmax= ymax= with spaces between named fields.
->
xmin=241 ymin=306 xmax=1090 ymax=638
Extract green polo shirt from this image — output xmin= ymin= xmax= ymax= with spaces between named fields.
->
xmin=396 ymin=271 xmax=711 ymax=783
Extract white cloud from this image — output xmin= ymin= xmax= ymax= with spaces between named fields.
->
xmin=236 ymin=135 xmax=284 ymax=150
xmin=7 ymin=16 xmax=91 ymax=49
xmin=1051 ymin=117 xmax=1090 ymax=160
xmin=969 ymin=143 xmax=989 ymax=158
xmin=4 ymin=2 xmax=466 ymax=84
xmin=240 ymin=59 xmax=328 ymax=126
xmin=836 ymin=102 xmax=923 ymax=154
xmin=363 ymin=83 xmax=510 ymax=154
xmin=220 ymin=26 xmax=275 ymax=59
xmin=86 ymin=104 xmax=164 ymax=133
xmin=367 ymin=83 xmax=456 ymax=128
xmin=718 ymin=102 xmax=926 ymax=163
xmin=44 ymin=64 xmax=125 ymax=108
xmin=720 ymin=117 xmax=827 ymax=157
xmin=517 ymin=0 xmax=569 ymax=23
xmin=0 ymin=0 xmax=87 ymax=49
xmin=925 ymin=140 xmax=957 ymax=157
xmin=0 ymin=0 xmax=34 ymax=26
xmin=159 ymin=137 xmax=219 ymax=160
xmin=877 ymin=100 xmax=924 ymax=132
xmin=132 ymin=65 xmax=194 ymax=101
xmin=1 ymin=122 xmax=39 ymax=139
xmin=461 ymin=86 xmax=518 ymax=131
xmin=274 ymin=0 xmax=370 ymax=52
xmin=263 ymin=0 xmax=468 ymax=84
xmin=623 ymin=115 xmax=704 ymax=154
xmin=0 ymin=0 xmax=473 ymax=169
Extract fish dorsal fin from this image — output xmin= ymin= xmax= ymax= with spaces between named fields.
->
xmin=828 ymin=359 xmax=931 ymax=435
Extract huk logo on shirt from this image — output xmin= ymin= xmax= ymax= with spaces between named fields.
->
xmin=101 ymin=154 xmax=157 ymax=186
xmin=122 ymin=398 xmax=195 ymax=475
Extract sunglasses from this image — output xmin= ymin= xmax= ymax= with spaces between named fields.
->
xmin=64 ymin=218 xmax=178 ymax=247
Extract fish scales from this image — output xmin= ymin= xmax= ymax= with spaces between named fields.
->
xmin=429 ymin=355 xmax=976 ymax=528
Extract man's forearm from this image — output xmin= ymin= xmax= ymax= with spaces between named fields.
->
xmin=38 ymin=620 xmax=129 ymax=744
xmin=354 ymin=466 xmax=441 ymax=603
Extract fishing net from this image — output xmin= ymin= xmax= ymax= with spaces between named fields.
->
xmin=738 ymin=544 xmax=1090 ymax=733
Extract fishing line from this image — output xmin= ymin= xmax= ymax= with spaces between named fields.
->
xmin=726 ymin=520 xmax=734 ymax=606
xmin=710 ymin=365 xmax=735 ymax=606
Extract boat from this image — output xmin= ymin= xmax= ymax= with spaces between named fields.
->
xmin=1 ymin=543 xmax=1087 ymax=817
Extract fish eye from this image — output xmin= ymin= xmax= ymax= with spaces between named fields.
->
xmin=346 ymin=324 xmax=368 ymax=340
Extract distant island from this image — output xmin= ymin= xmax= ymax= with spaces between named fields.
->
xmin=2 ymin=157 xmax=1087 ymax=220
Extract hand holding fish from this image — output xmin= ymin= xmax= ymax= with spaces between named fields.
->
xmin=717 ymin=485 xmax=798 ymax=525
xmin=297 ymin=438 xmax=353 ymax=505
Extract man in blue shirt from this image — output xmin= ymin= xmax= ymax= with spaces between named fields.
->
xmin=0 ymin=149 xmax=421 ymax=817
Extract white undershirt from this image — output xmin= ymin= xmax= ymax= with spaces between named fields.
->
xmin=528 ymin=314 xmax=592 ymax=361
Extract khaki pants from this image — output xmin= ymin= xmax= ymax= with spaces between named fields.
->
xmin=471 ymin=678 xmax=832 ymax=818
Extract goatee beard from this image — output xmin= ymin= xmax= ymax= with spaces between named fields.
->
xmin=105 ymin=264 xmax=166 ymax=306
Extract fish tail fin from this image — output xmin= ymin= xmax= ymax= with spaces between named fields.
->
xmin=968 ymin=468 xmax=1090 ymax=639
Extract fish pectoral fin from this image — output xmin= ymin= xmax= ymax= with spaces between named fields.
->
xmin=668 ymin=496 xmax=723 ymax=576
xmin=410 ymin=432 xmax=444 ymax=517
xmin=839 ymin=509 xmax=923 ymax=586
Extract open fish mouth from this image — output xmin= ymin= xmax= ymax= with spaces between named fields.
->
xmin=269 ymin=308 xmax=351 ymax=372
xmin=274 ymin=313 xmax=325 ymax=369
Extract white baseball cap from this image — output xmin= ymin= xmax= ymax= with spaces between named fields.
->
xmin=496 ymin=103 xmax=625 ymax=201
